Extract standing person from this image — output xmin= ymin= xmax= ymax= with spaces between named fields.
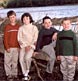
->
xmin=3 ymin=10 xmax=20 ymax=81
xmin=56 ymin=18 xmax=78 ymax=81
xmin=35 ymin=16 xmax=58 ymax=76
xmin=18 ymin=13 xmax=38 ymax=81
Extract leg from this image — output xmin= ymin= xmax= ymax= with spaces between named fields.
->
xmin=60 ymin=56 xmax=68 ymax=81
xmin=11 ymin=48 xmax=19 ymax=76
xmin=42 ymin=43 xmax=56 ymax=73
xmin=67 ymin=56 xmax=76 ymax=81
xmin=24 ymin=49 xmax=34 ymax=73
xmin=4 ymin=49 xmax=12 ymax=76
xmin=19 ymin=48 xmax=26 ymax=75
xmin=23 ymin=49 xmax=34 ymax=80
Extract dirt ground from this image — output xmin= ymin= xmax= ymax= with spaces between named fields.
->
xmin=0 ymin=53 xmax=78 ymax=81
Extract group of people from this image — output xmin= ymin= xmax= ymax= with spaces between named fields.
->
xmin=3 ymin=10 xmax=78 ymax=81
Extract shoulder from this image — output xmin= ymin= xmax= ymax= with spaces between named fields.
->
xmin=4 ymin=24 xmax=11 ymax=30
xmin=69 ymin=30 xmax=75 ymax=35
xmin=32 ymin=24 xmax=38 ymax=29
xmin=32 ymin=25 xmax=39 ymax=32
xmin=18 ymin=25 xmax=24 ymax=31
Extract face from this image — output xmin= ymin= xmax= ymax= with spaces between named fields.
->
xmin=9 ymin=15 xmax=16 ymax=23
xmin=23 ymin=16 xmax=30 ymax=25
xmin=43 ymin=19 xmax=52 ymax=29
xmin=62 ymin=20 xmax=71 ymax=30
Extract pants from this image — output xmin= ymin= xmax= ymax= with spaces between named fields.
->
xmin=60 ymin=56 xmax=76 ymax=81
xmin=19 ymin=48 xmax=34 ymax=75
xmin=42 ymin=42 xmax=56 ymax=73
xmin=4 ymin=48 xmax=19 ymax=76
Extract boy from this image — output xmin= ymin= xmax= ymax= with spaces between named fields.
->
xmin=35 ymin=16 xmax=58 ymax=76
xmin=3 ymin=10 xmax=20 ymax=80
xmin=18 ymin=13 xmax=38 ymax=81
xmin=56 ymin=18 xmax=78 ymax=81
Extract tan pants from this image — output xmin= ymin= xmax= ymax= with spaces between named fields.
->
xmin=19 ymin=48 xmax=34 ymax=75
xmin=60 ymin=56 xmax=76 ymax=81
xmin=4 ymin=48 xmax=19 ymax=76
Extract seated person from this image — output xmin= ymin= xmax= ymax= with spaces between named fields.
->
xmin=35 ymin=16 xmax=58 ymax=75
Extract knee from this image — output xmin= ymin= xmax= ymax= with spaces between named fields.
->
xmin=50 ymin=56 xmax=56 ymax=61
xmin=19 ymin=57 xmax=24 ymax=64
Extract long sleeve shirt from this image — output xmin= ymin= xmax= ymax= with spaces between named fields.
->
xmin=3 ymin=24 xmax=20 ymax=50
xmin=35 ymin=27 xmax=58 ymax=52
xmin=56 ymin=30 xmax=78 ymax=56
xmin=18 ymin=23 xmax=38 ymax=49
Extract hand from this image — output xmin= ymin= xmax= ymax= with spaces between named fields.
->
xmin=33 ymin=52 xmax=39 ymax=57
xmin=25 ymin=46 xmax=31 ymax=52
xmin=57 ymin=56 xmax=61 ymax=60
xmin=73 ymin=56 xmax=78 ymax=61
xmin=52 ymin=33 xmax=57 ymax=41
xmin=6 ymin=49 xmax=10 ymax=53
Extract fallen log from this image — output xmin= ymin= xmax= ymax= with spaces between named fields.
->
xmin=32 ymin=51 xmax=50 ymax=81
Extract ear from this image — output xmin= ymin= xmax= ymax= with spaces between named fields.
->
xmin=42 ymin=23 xmax=44 ymax=26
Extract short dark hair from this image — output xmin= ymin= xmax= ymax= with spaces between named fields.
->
xmin=7 ymin=10 xmax=16 ymax=17
xmin=42 ymin=16 xmax=52 ymax=23
xmin=62 ymin=17 xmax=71 ymax=24
xmin=21 ymin=13 xmax=34 ymax=23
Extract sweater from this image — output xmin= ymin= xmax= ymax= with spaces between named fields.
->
xmin=3 ymin=23 xmax=20 ymax=50
xmin=18 ymin=23 xmax=38 ymax=49
xmin=56 ymin=30 xmax=78 ymax=56
xmin=35 ymin=27 xmax=58 ymax=52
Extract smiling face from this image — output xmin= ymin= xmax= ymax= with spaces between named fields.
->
xmin=43 ymin=19 xmax=52 ymax=29
xmin=62 ymin=20 xmax=71 ymax=31
xmin=9 ymin=14 xmax=16 ymax=24
xmin=23 ymin=16 xmax=31 ymax=25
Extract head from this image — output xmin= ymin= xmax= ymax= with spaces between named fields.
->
xmin=7 ymin=10 xmax=16 ymax=23
xmin=62 ymin=17 xmax=71 ymax=31
xmin=42 ymin=16 xmax=52 ymax=29
xmin=21 ymin=13 xmax=34 ymax=25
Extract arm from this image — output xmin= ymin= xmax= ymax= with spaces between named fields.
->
xmin=52 ymin=28 xmax=59 ymax=40
xmin=73 ymin=33 xmax=78 ymax=56
xmin=52 ymin=32 xmax=58 ymax=41
xmin=56 ymin=35 xmax=60 ymax=56
xmin=31 ymin=26 xmax=39 ymax=50
xmin=17 ymin=27 xmax=28 ymax=48
xmin=35 ymin=30 xmax=43 ymax=52
xmin=3 ymin=26 xmax=10 ymax=52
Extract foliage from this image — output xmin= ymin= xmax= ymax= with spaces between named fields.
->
xmin=5 ymin=0 xmax=78 ymax=8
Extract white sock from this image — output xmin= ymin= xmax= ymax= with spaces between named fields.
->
xmin=24 ymin=70 xmax=29 ymax=76
xmin=24 ymin=76 xmax=28 ymax=80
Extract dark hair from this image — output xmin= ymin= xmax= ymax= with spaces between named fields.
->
xmin=7 ymin=10 xmax=16 ymax=17
xmin=42 ymin=16 xmax=52 ymax=23
xmin=62 ymin=17 xmax=71 ymax=24
xmin=21 ymin=13 xmax=34 ymax=23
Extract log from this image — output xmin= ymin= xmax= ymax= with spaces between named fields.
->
xmin=32 ymin=51 xmax=50 ymax=81
xmin=32 ymin=58 xmax=44 ymax=81
xmin=32 ymin=51 xmax=50 ymax=61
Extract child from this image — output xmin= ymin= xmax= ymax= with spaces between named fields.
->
xmin=56 ymin=17 xmax=78 ymax=81
xmin=18 ymin=13 xmax=38 ymax=81
xmin=3 ymin=10 xmax=20 ymax=80
xmin=35 ymin=16 xmax=58 ymax=76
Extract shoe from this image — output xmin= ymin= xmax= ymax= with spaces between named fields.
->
xmin=7 ymin=75 xmax=13 ymax=81
xmin=12 ymin=75 xmax=18 ymax=80
xmin=22 ymin=75 xmax=31 ymax=81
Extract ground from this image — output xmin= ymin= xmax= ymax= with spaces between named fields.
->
xmin=0 ymin=53 xmax=78 ymax=81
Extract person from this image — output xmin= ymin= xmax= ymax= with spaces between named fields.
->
xmin=56 ymin=17 xmax=78 ymax=81
xmin=17 ymin=13 xmax=38 ymax=81
xmin=35 ymin=16 xmax=58 ymax=76
xmin=3 ymin=10 xmax=20 ymax=81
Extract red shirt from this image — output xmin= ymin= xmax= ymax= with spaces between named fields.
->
xmin=3 ymin=23 xmax=20 ymax=50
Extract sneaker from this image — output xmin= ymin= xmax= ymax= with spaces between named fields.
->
xmin=7 ymin=75 xmax=13 ymax=81
xmin=22 ymin=75 xmax=31 ymax=81
xmin=12 ymin=75 xmax=18 ymax=80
